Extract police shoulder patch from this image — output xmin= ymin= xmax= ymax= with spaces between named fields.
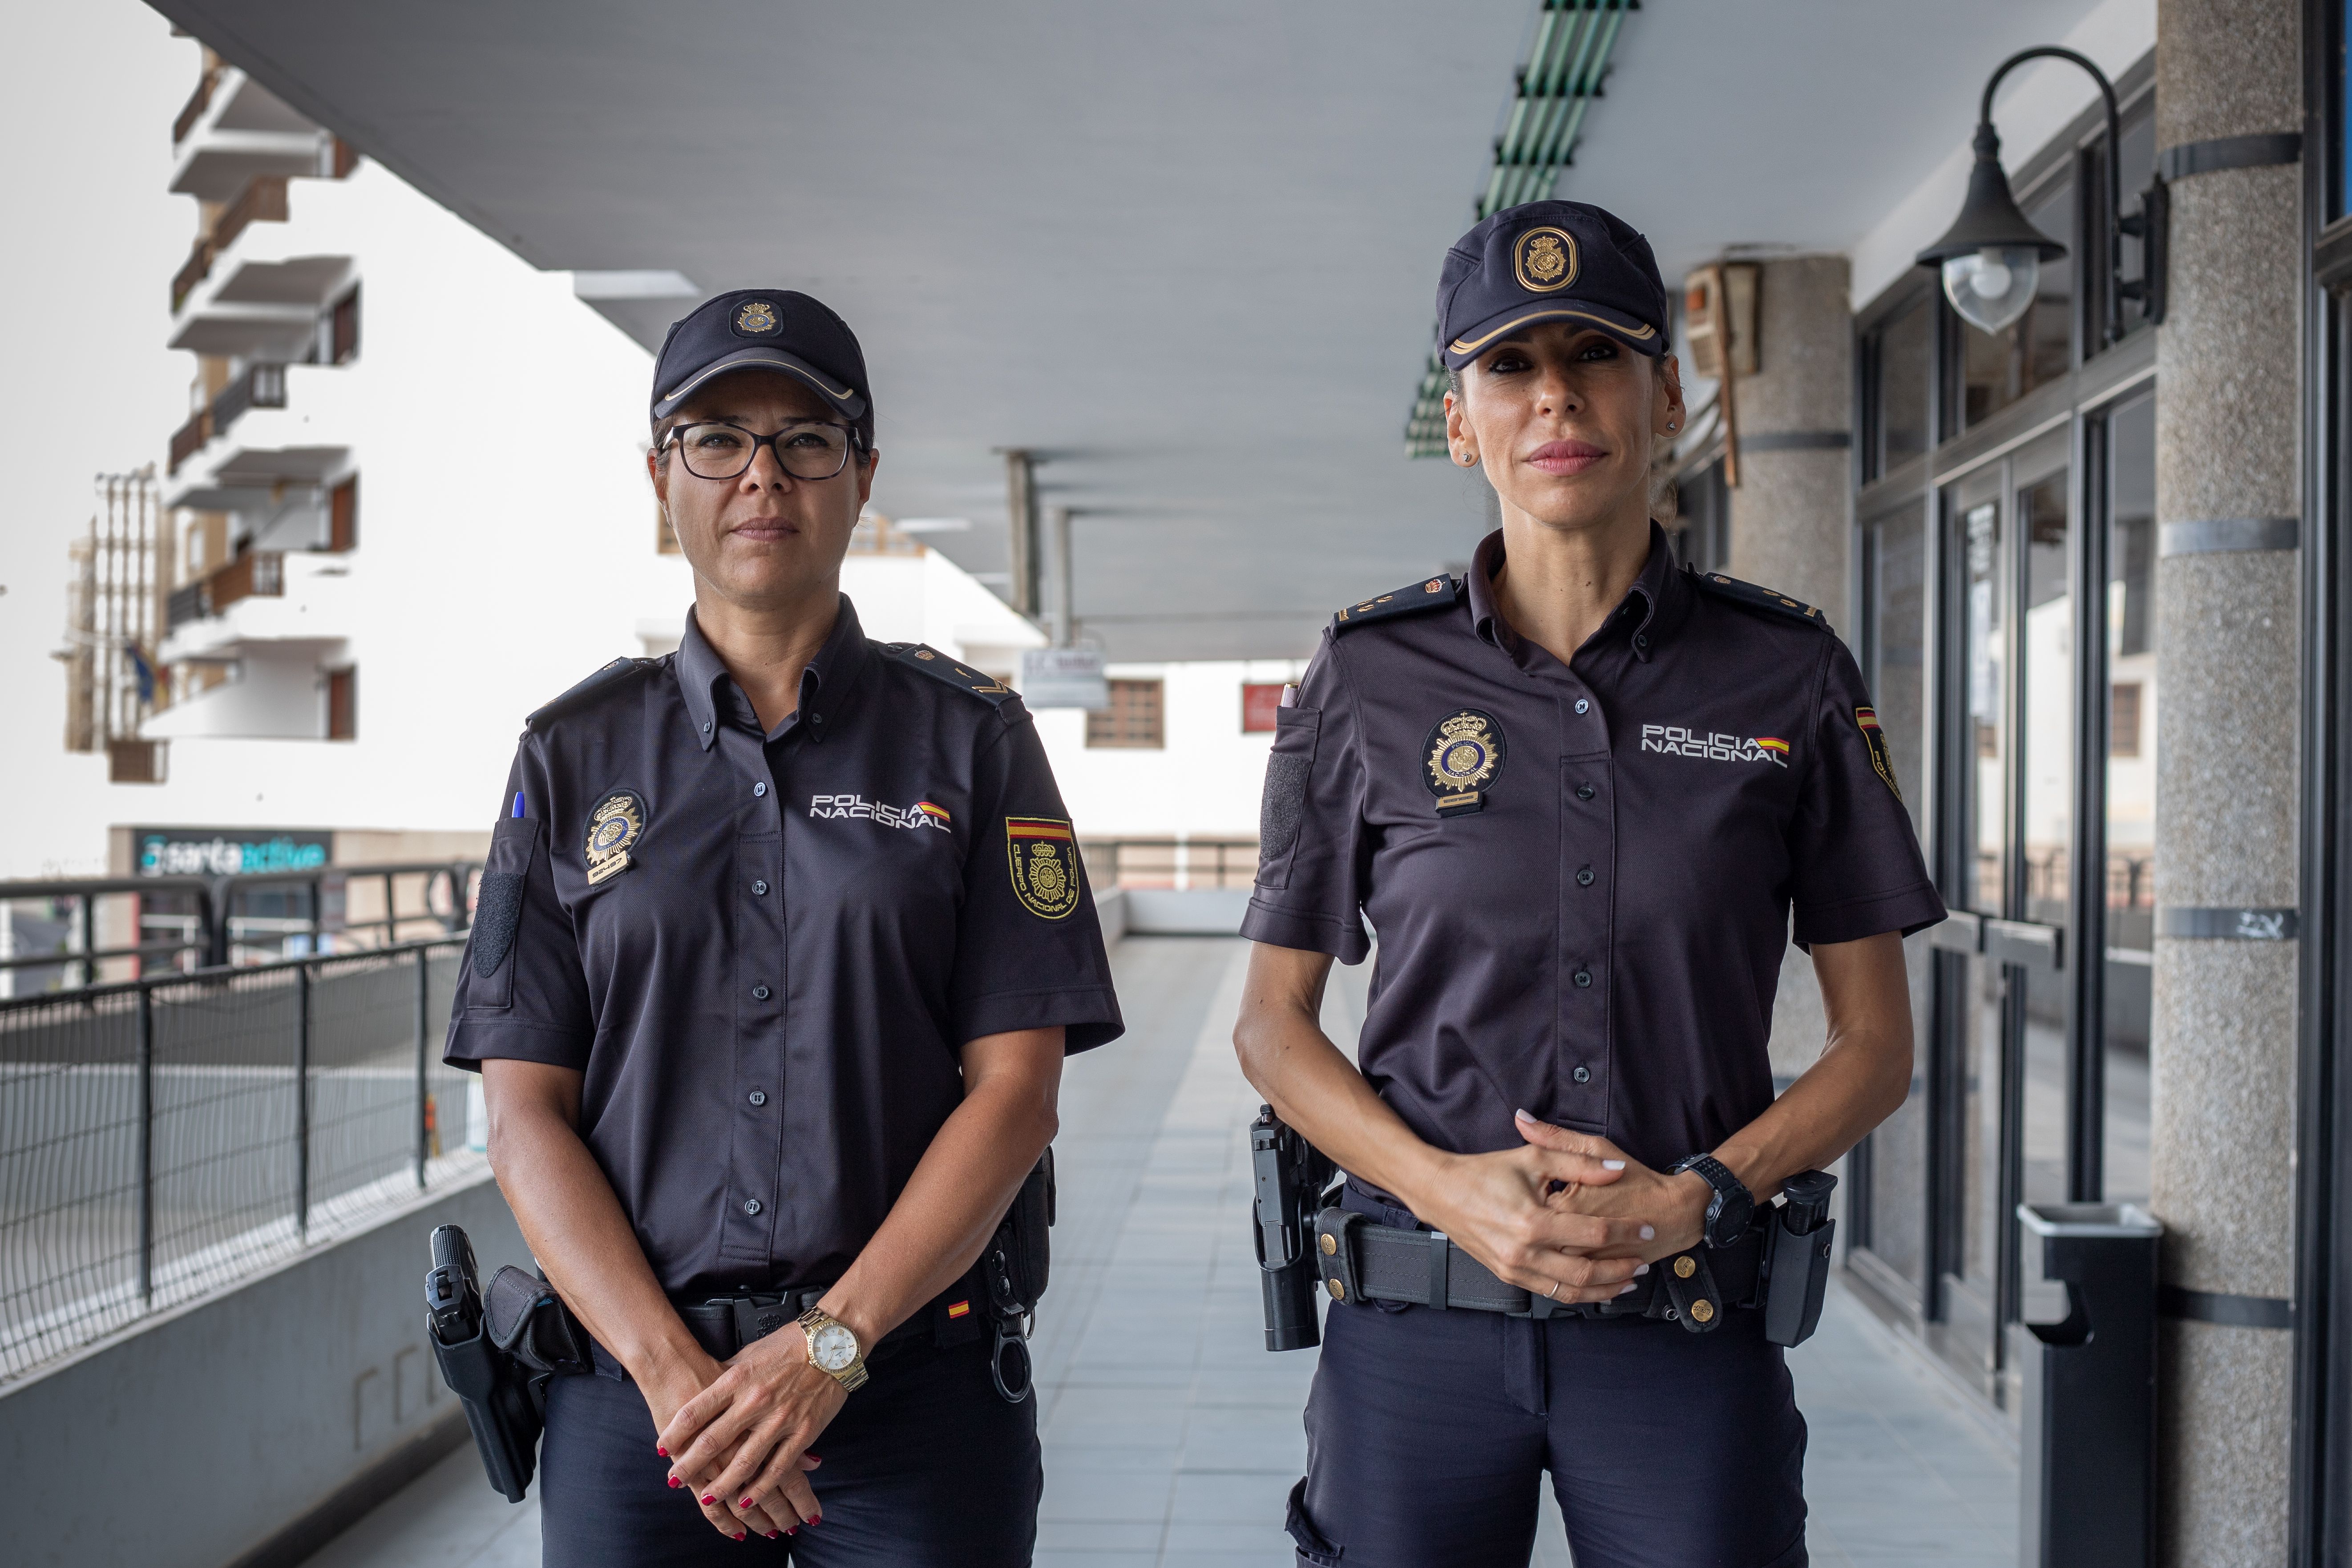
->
xmin=1006 ymin=816 xmax=1083 ymax=920
xmin=1330 ymin=575 xmax=1460 ymax=635
xmin=1688 ymin=570 xmax=1834 ymax=634
xmin=524 ymin=657 xmax=664 ymax=733
xmin=881 ymin=643 xmax=1015 ymax=705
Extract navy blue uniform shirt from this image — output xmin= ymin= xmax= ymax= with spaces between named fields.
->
xmin=1242 ymin=525 xmax=1942 ymax=1181
xmin=446 ymin=596 xmax=1122 ymax=1298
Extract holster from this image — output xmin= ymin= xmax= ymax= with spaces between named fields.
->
xmin=980 ymin=1148 xmax=1055 ymax=1402
xmin=428 ymin=1269 xmax=586 ymax=1505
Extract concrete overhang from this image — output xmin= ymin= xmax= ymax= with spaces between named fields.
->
xmin=168 ymin=300 xmax=316 ymax=359
xmin=147 ymin=0 xmax=2135 ymax=659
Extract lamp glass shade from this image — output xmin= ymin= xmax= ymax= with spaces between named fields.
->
xmin=1942 ymin=247 xmax=2041 ymax=335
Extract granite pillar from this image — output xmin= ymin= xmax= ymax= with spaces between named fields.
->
xmin=2148 ymin=1 xmax=2303 ymax=1561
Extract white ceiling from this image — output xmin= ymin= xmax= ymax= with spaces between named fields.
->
xmin=147 ymin=0 xmax=2115 ymax=660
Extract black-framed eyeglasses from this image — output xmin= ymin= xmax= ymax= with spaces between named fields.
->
xmin=664 ymin=420 xmax=861 ymax=482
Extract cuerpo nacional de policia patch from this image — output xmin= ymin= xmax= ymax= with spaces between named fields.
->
xmin=1006 ymin=816 xmax=1082 ymax=920
xmin=1856 ymin=708 xmax=1901 ymax=801
xmin=1424 ymin=709 xmax=1507 ymax=817
xmin=585 ymin=790 xmax=647 ymax=885
xmin=732 ymin=299 xmax=780 ymax=336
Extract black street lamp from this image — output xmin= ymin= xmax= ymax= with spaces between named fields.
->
xmin=1917 ymin=47 xmax=2166 ymax=341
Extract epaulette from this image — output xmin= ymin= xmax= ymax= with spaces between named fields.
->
xmin=1330 ymin=574 xmax=1459 ymax=635
xmin=881 ymin=642 xmax=1015 ymax=705
xmin=1688 ymin=569 xmax=1834 ymax=634
xmin=523 ymin=656 xmax=663 ymax=733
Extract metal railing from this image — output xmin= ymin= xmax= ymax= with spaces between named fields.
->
xmin=163 ymin=549 xmax=286 ymax=632
xmin=0 ymin=861 xmax=481 ymax=990
xmin=1080 ymin=838 xmax=1261 ymax=891
xmin=209 ymin=361 xmax=287 ymax=435
xmin=0 ymin=937 xmax=481 ymax=1383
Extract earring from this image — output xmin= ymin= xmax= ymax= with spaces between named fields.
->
xmin=1665 ymin=421 xmax=1678 ymax=432
xmin=1459 ymin=452 xmax=1477 ymax=466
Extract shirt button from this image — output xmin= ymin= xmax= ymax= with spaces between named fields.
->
xmin=753 ymin=985 xmax=771 ymax=1000
xmin=1572 ymin=1065 xmax=1592 ymax=1084
xmin=753 ymin=782 xmax=768 ymax=797
xmin=1633 ymin=633 xmax=1649 ymax=651
xmin=1573 ymin=968 xmax=1593 ymax=988
xmin=752 ymin=879 xmax=769 ymax=895
xmin=747 ymin=1090 xmax=767 ymax=1107
xmin=1577 ymin=866 xmax=1595 ymax=887
xmin=1574 ymin=698 xmax=1590 ymax=715
xmin=743 ymin=1199 xmax=764 ymax=1216
xmin=1576 ymin=783 xmax=1596 ymax=801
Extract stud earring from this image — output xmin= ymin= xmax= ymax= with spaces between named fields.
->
xmin=1459 ymin=452 xmax=1476 ymax=466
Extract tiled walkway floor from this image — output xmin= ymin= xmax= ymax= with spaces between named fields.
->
xmin=304 ymin=937 xmax=2017 ymax=1568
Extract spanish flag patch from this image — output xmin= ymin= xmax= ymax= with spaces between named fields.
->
xmin=947 ymin=1299 xmax=972 ymax=1320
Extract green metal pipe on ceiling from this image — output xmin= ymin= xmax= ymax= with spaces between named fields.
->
xmin=1415 ymin=0 xmax=1637 ymax=457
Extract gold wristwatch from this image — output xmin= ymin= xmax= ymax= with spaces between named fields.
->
xmin=796 ymin=1306 xmax=869 ymax=1392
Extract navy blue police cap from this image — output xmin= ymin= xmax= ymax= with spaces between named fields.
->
xmin=1437 ymin=200 xmax=1669 ymax=369
xmin=650 ymin=288 xmax=871 ymax=438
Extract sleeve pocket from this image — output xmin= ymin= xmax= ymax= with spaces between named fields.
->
xmin=1255 ymin=705 xmax=1322 ymax=891
xmin=468 ymin=816 xmax=543 ymax=1009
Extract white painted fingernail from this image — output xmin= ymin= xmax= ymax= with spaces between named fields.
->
xmin=1603 ymin=1160 xmax=1626 ymax=1170
xmin=1639 ymin=1224 xmax=1655 ymax=1240
xmin=1516 ymin=1107 xmax=1536 ymax=1120
xmin=1635 ymin=1263 xmax=1650 ymax=1276
xmin=1617 ymin=1282 xmax=1638 ymax=1295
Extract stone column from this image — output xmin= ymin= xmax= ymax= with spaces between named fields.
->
xmin=1727 ymin=254 xmax=1855 ymax=627
xmin=2148 ymin=1 xmax=2303 ymax=1562
xmin=1724 ymin=254 xmax=1854 ymax=1074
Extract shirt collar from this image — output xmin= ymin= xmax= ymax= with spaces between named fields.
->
xmin=1466 ymin=520 xmax=1687 ymax=665
xmin=675 ymin=593 xmax=871 ymax=749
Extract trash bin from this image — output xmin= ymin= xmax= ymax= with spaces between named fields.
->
xmin=2016 ymin=1202 xmax=2162 ymax=1568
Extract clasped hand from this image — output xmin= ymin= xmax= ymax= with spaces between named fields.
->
xmin=649 ymin=1328 xmax=841 ymax=1540
xmin=1407 ymin=1110 xmax=1711 ymax=1305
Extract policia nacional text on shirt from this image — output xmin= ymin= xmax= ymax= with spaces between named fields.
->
xmin=1234 ymin=201 xmax=1945 ymax=1568
xmin=443 ymin=290 xmax=1123 ymax=1566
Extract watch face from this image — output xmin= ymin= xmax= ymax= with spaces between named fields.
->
xmin=808 ymin=1321 xmax=858 ymax=1372
xmin=1711 ymin=1189 xmax=1757 ymax=1247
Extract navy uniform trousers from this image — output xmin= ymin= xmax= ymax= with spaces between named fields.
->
xmin=540 ymin=1337 xmax=1038 ymax=1567
xmin=1290 ymin=1298 xmax=1808 ymax=1568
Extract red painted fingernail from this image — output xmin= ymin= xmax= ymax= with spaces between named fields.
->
xmin=655 ymin=1446 xmax=667 ymax=1457
xmin=766 ymin=1531 xmax=781 ymax=1540
xmin=809 ymin=1514 xmax=822 ymax=1527
xmin=786 ymin=1527 xmax=797 ymax=1536
xmin=734 ymin=1532 xmax=747 ymax=1542
xmin=667 ymin=1476 xmax=681 ymax=1489
xmin=740 ymin=1498 xmax=756 ymax=1509
xmin=701 ymin=1494 xmax=716 ymax=1506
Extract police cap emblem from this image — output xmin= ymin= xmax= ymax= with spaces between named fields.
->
xmin=1513 ymin=227 xmax=1579 ymax=294
xmin=732 ymin=299 xmax=780 ymax=337
xmin=1423 ymin=709 xmax=1506 ymax=817
xmin=584 ymin=790 xmax=647 ymax=884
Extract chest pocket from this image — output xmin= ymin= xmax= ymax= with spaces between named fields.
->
xmin=1256 ymin=705 xmax=1321 ymax=891
xmin=469 ymin=816 xmax=544 ymax=1009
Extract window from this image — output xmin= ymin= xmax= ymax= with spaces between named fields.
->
xmin=1863 ymin=293 xmax=1932 ymax=481
xmin=1241 ymin=683 xmax=1285 ymax=733
xmin=1086 ymin=679 xmax=1163 ymax=748
xmin=1953 ymin=175 xmax=2075 ymax=431
xmin=329 ymin=286 xmax=360 ymax=365
xmin=326 ymin=667 xmax=357 ymax=740
xmin=1670 ymin=458 xmax=1729 ymax=572
xmin=328 ymin=476 xmax=358 ymax=552
xmin=2110 ymin=683 xmax=2142 ymax=756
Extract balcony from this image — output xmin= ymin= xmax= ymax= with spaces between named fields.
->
xmin=165 ymin=550 xmax=284 ymax=637
xmin=166 ymin=363 xmax=287 ymax=475
xmin=169 ymin=69 xmax=330 ymax=203
xmin=171 ymin=174 xmax=293 ymax=311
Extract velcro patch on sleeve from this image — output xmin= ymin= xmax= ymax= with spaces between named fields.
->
xmin=472 ymin=873 xmax=525 ymax=977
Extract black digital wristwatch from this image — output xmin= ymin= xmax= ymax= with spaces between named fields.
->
xmin=1669 ymin=1153 xmax=1757 ymax=1248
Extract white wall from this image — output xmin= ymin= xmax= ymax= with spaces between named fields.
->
xmin=1031 ymin=659 xmax=1305 ymax=840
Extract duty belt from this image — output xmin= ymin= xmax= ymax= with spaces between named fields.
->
xmin=1316 ymin=1186 xmax=1766 ymax=1333
xmin=674 ymin=1272 xmax=980 ymax=1362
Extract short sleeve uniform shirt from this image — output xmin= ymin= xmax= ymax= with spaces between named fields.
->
xmin=445 ymin=596 xmax=1122 ymax=1298
xmin=1241 ymin=525 xmax=1943 ymax=1181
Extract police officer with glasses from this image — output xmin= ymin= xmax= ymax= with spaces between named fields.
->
xmin=1234 ymin=202 xmax=1944 ymax=1568
xmin=446 ymin=288 xmax=1121 ymax=1565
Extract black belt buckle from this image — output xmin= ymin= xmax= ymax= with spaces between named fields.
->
xmin=733 ymin=1296 xmax=799 ymax=1352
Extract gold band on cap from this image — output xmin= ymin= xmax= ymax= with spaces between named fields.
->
xmin=1448 ymin=306 xmax=1660 ymax=359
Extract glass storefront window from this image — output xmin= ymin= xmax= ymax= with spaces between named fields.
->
xmin=1964 ymin=497 xmax=2004 ymax=913
xmin=1863 ymin=509 xmax=1929 ymax=1294
xmin=1868 ymin=294 xmax=1933 ymax=480
xmin=1956 ymin=178 xmax=2076 ymax=429
xmin=2103 ymin=392 xmax=2157 ymax=1201
xmin=2017 ymin=466 xmax=2072 ymax=1220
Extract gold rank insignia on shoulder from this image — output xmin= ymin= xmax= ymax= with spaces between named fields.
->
xmin=584 ymin=790 xmax=646 ymax=885
xmin=1006 ymin=816 xmax=1082 ymax=920
xmin=1423 ymin=709 xmax=1506 ymax=817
